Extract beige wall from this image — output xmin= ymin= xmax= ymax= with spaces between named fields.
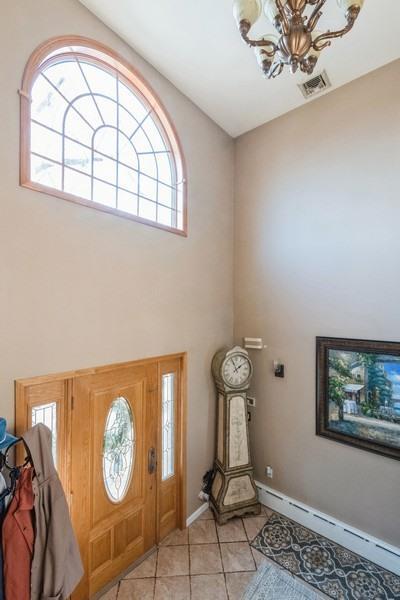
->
xmin=234 ymin=61 xmax=400 ymax=547
xmin=2 ymin=0 xmax=399 ymax=548
xmin=0 ymin=0 xmax=234 ymax=516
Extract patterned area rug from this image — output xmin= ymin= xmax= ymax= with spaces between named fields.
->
xmin=244 ymin=561 xmax=322 ymax=599
xmin=251 ymin=512 xmax=400 ymax=600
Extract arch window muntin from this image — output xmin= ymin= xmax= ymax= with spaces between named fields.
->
xmin=21 ymin=37 xmax=187 ymax=235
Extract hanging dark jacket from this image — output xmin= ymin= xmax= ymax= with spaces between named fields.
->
xmin=22 ymin=424 xmax=83 ymax=600
xmin=2 ymin=467 xmax=35 ymax=600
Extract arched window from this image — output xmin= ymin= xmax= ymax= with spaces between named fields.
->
xmin=20 ymin=37 xmax=187 ymax=235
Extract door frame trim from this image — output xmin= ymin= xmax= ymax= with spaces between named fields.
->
xmin=179 ymin=353 xmax=187 ymax=531
xmin=15 ymin=353 xmax=186 ymax=387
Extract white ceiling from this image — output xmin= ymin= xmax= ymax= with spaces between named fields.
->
xmin=78 ymin=0 xmax=400 ymax=137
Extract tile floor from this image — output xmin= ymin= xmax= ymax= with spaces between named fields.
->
xmin=100 ymin=505 xmax=273 ymax=600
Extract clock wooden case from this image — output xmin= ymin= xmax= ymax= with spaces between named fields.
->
xmin=210 ymin=346 xmax=260 ymax=524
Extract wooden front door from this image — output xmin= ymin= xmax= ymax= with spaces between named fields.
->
xmin=70 ymin=363 xmax=158 ymax=599
xmin=15 ymin=354 xmax=187 ymax=599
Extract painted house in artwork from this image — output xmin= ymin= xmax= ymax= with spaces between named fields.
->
xmin=328 ymin=350 xmax=400 ymax=421
xmin=339 ymin=353 xmax=400 ymax=422
xmin=343 ymin=383 xmax=364 ymax=415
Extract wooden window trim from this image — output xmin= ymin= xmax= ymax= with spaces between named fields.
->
xmin=20 ymin=35 xmax=188 ymax=237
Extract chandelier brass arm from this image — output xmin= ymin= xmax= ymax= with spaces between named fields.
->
xmin=307 ymin=0 xmax=327 ymax=32
xmin=312 ymin=5 xmax=361 ymax=51
xmin=233 ymin=0 xmax=364 ymax=79
xmin=276 ymin=0 xmax=290 ymax=35
xmin=239 ymin=29 xmax=278 ymax=55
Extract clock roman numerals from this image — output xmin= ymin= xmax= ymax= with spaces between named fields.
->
xmin=222 ymin=355 xmax=251 ymax=388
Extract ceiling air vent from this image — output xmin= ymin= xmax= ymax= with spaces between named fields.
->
xmin=298 ymin=70 xmax=331 ymax=99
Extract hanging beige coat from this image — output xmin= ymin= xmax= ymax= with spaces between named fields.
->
xmin=22 ymin=424 xmax=84 ymax=600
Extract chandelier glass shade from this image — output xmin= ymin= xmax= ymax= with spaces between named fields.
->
xmin=233 ymin=0 xmax=364 ymax=78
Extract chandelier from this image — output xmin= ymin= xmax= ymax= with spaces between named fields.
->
xmin=233 ymin=0 xmax=364 ymax=78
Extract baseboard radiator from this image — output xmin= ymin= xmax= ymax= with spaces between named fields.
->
xmin=256 ymin=481 xmax=400 ymax=576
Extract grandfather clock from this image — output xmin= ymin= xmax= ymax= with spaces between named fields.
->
xmin=210 ymin=346 xmax=260 ymax=524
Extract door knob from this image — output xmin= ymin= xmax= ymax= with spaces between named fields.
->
xmin=148 ymin=447 xmax=157 ymax=474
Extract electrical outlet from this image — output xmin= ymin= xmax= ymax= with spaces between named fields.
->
xmin=265 ymin=466 xmax=273 ymax=479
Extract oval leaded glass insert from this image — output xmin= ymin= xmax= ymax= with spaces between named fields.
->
xmin=103 ymin=396 xmax=135 ymax=503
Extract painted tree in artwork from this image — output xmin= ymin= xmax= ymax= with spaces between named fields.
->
xmin=360 ymin=354 xmax=393 ymax=416
xmin=357 ymin=353 xmax=393 ymax=416
xmin=328 ymin=354 xmax=352 ymax=420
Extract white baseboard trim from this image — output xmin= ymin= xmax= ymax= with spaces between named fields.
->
xmin=186 ymin=502 xmax=210 ymax=527
xmin=255 ymin=480 xmax=400 ymax=576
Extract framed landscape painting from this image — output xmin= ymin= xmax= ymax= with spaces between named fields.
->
xmin=316 ymin=337 xmax=400 ymax=460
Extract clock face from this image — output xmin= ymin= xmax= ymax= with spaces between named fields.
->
xmin=222 ymin=354 xmax=251 ymax=387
